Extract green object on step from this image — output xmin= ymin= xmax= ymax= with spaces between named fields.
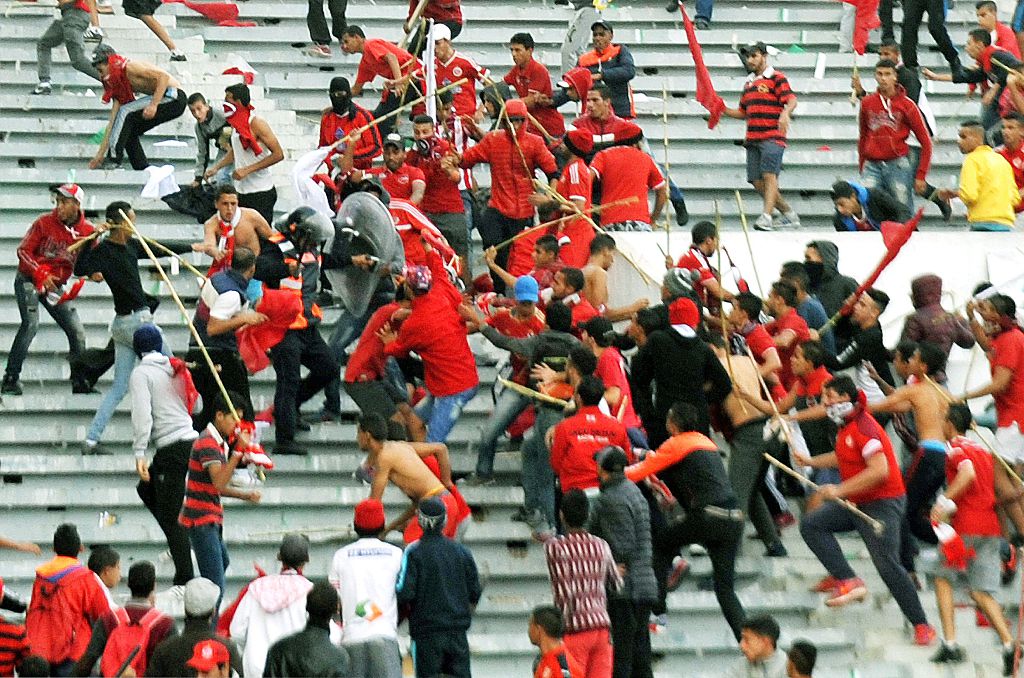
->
xmin=787 ymin=44 xmax=805 ymax=53
xmin=88 ymin=128 xmax=105 ymax=144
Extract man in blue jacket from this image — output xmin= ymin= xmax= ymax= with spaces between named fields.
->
xmin=396 ymin=496 xmax=481 ymax=678
xmin=831 ymin=180 xmax=909 ymax=232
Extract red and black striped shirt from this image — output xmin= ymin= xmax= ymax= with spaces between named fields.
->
xmin=738 ymin=66 xmax=795 ymax=144
xmin=178 ymin=424 xmax=228 ymax=528
xmin=0 ymin=618 xmax=28 ymax=677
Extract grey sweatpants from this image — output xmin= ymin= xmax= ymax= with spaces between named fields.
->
xmin=728 ymin=419 xmax=778 ymax=548
xmin=345 ymin=637 xmax=402 ymax=678
xmin=37 ymin=6 xmax=101 ymax=83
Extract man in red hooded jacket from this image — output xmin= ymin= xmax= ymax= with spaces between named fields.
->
xmin=4 ymin=184 xmax=95 ymax=396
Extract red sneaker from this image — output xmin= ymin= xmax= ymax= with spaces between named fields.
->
xmin=825 ymin=578 xmax=868 ymax=607
xmin=774 ymin=511 xmax=797 ymax=529
xmin=810 ymin=575 xmax=839 ymax=593
xmin=666 ymin=557 xmax=691 ymax=592
xmin=1002 ymin=544 xmax=1018 ymax=586
xmin=913 ymin=623 xmax=937 ymax=646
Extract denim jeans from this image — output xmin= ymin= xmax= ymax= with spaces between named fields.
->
xmin=474 ymin=389 xmax=530 ymax=477
xmin=521 ymin=406 xmax=563 ymax=527
xmin=862 ymin=157 xmax=915 ymax=214
xmin=695 ymin=0 xmax=713 ymax=22
xmin=87 ymin=310 xmax=168 ymax=443
xmin=970 ymin=221 xmax=1013 ymax=232
xmin=800 ymin=496 xmax=928 ymax=626
xmin=6 ymin=273 xmax=86 ymax=379
xmin=415 ymin=385 xmax=479 ymax=444
xmin=188 ymin=522 xmax=230 ymax=619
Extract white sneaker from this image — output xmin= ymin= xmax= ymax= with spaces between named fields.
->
xmin=753 ymin=213 xmax=774 ymax=231
xmin=775 ymin=209 xmax=801 ymax=228
xmin=31 ymin=81 xmax=51 ymax=95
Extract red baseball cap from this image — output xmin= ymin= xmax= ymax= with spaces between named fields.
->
xmin=56 ymin=183 xmax=85 ymax=204
xmin=186 ymin=640 xmax=230 ymax=672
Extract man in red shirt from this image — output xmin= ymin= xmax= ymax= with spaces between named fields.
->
xmin=319 ymin=76 xmax=382 ymax=172
xmin=380 ymin=253 xmax=479 ymax=443
xmin=363 ymin=134 xmax=426 ymax=205
xmin=795 ymin=376 xmax=935 ymax=645
xmin=431 ymin=24 xmax=488 ymax=118
xmin=977 ymin=0 xmax=1021 ymax=58
xmin=727 ymin=291 xmax=784 ymax=389
xmin=529 ymin=605 xmax=584 ymax=678
xmin=504 ymin=32 xmax=565 ymax=140
xmin=764 ymin=279 xmax=811 ymax=391
xmin=405 ymin=0 xmax=463 ymax=56
xmin=858 ymin=59 xmax=934 ymax=214
xmin=550 ymin=375 xmax=632 ymax=492
xmin=485 ymin=234 xmax=563 ymax=297
xmin=673 ymin=220 xmax=734 ymax=316
xmin=722 ymin=41 xmax=799 ymax=231
xmin=996 ymin=112 xmax=1024 ymax=219
xmin=555 ymin=129 xmax=595 ymax=267
xmin=450 ymin=98 xmax=559 ymax=293
xmin=930 ymin=404 xmax=1016 ymax=669
xmin=4 ymin=184 xmax=95 ymax=396
xmin=589 ymin=123 xmax=667 ymax=231
xmin=545 ymin=267 xmax=598 ymax=330
xmin=580 ymin=317 xmax=644 ymax=444
xmin=341 ymin=25 xmax=423 ymax=136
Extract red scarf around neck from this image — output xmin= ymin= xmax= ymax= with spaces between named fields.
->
xmin=101 ymin=55 xmax=135 ymax=105
xmin=223 ymin=101 xmax=263 ymax=155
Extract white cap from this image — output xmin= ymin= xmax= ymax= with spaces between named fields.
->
xmin=56 ymin=183 xmax=85 ymax=204
xmin=432 ymin=24 xmax=452 ymax=42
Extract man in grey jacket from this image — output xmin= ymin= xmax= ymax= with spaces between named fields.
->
xmin=130 ymin=323 xmax=198 ymax=588
xmin=187 ymin=93 xmax=232 ymax=186
xmin=590 ymin=446 xmax=658 ymax=678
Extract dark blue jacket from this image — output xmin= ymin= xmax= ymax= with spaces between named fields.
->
xmin=396 ymin=532 xmax=481 ymax=638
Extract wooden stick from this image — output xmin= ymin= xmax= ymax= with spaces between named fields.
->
xmin=526 ymin=112 xmax=558 ymax=144
xmin=488 ymin=196 xmax=640 ymax=253
xmin=498 ymin=377 xmax=569 ymax=407
xmin=661 ymin=81 xmax=672 ymax=254
xmin=400 ymin=0 xmax=430 ymax=48
xmin=741 ymin=343 xmax=884 ymax=534
xmin=119 ymin=210 xmax=240 ymax=424
xmin=715 ymin=200 xmax=746 ymax=414
xmin=142 ymin=237 xmax=207 ymax=281
xmin=734 ymin=189 xmax=764 ymax=297
xmin=342 ymin=78 xmax=468 ymax=143
xmin=67 ymin=230 xmax=101 ymax=253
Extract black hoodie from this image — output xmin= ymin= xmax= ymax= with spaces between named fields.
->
xmin=807 ymin=240 xmax=858 ymax=349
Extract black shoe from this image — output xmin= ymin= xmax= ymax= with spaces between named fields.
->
xmin=1004 ymin=644 xmax=1018 ymax=676
xmin=81 ymin=441 xmax=113 ymax=455
xmin=316 ymin=291 xmax=335 ymax=308
xmin=1 ymin=376 xmax=22 ymax=395
xmin=273 ymin=441 xmax=308 ymax=456
xmin=671 ymin=198 xmax=689 ymax=226
xmin=931 ymin=643 xmax=965 ymax=663
xmin=694 ymin=17 xmax=710 ymax=29
xmin=296 ymin=417 xmax=311 ymax=432
xmin=72 ymin=380 xmax=99 ymax=394
xmin=927 ymin=186 xmax=953 ymax=222
xmin=765 ymin=541 xmax=788 ymax=557
xmin=511 ymin=506 xmax=531 ymax=522
xmin=665 ymin=0 xmax=679 ymax=11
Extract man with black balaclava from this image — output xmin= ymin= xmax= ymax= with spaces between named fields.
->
xmin=319 ymin=76 xmax=383 ymax=176
xmin=805 ymin=240 xmax=858 ymax=350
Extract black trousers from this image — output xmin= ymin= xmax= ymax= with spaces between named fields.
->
xmin=187 ymin=347 xmax=252 ymax=431
xmin=114 ymin=89 xmax=187 ymax=170
xmin=900 ymin=0 xmax=961 ymax=69
xmin=238 ymin=186 xmax=277 ymax=225
xmin=372 ymin=85 xmax=421 ymax=138
xmin=412 ymin=631 xmax=471 ymax=678
xmin=653 ymin=509 xmax=745 ymax=641
xmin=306 ymin=0 xmax=347 ymax=45
xmin=136 ymin=438 xmax=194 ymax=585
xmin=607 ymin=598 xmax=653 ymax=678
xmin=478 ymin=207 xmax=532 ymax=294
xmin=899 ymin=446 xmax=945 ymax=572
xmin=271 ymin=326 xmax=338 ymax=442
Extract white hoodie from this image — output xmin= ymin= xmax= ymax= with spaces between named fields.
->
xmin=229 ymin=569 xmax=313 ymax=678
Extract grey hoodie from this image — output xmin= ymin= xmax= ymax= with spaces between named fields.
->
xmin=129 ymin=353 xmax=199 ymax=457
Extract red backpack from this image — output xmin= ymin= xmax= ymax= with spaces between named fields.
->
xmin=99 ymin=607 xmax=163 ymax=678
xmin=25 ymin=566 xmax=88 ymax=664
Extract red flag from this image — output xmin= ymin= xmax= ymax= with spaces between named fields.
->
xmin=841 ymin=0 xmax=881 ymax=55
xmin=237 ymin=289 xmax=303 ymax=374
xmin=678 ymin=6 xmax=725 ymax=129
xmin=840 ymin=208 xmax=922 ymax=315
xmin=162 ymin=0 xmax=255 ymax=26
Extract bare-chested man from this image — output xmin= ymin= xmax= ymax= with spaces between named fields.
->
xmin=89 ymin=44 xmax=186 ymax=171
xmin=581 ymin=233 xmax=647 ymax=322
xmin=357 ymin=413 xmax=470 ymax=543
xmin=192 ymin=185 xmax=275 ymax=276
xmin=709 ymin=335 xmax=787 ymax=556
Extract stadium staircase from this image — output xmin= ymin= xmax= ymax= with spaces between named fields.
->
xmin=0 ymin=0 xmax=1017 ymax=675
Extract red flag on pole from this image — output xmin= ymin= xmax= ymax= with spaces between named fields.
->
xmin=841 ymin=0 xmax=881 ymax=55
xmin=678 ymin=6 xmax=725 ymax=129
xmin=840 ymin=207 xmax=922 ymax=315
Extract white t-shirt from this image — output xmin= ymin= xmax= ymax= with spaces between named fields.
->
xmin=210 ymin=289 xmax=244 ymax=321
xmin=328 ymin=537 xmax=403 ymax=644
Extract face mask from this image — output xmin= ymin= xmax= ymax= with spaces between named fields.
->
xmin=804 ymin=261 xmax=824 ymax=287
xmin=826 ymin=401 xmax=855 ymax=425
xmin=245 ymin=278 xmax=264 ymax=305
xmin=330 ymin=93 xmax=350 ymax=115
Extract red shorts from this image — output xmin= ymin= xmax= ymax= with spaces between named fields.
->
xmin=403 ymin=488 xmax=471 ymax=543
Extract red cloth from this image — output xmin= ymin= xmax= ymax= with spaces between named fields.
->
xmin=346 ymin=303 xmax=402 ymax=383
xmin=763 ymin=308 xmax=810 ymax=390
xmin=840 ymin=0 xmax=881 ymax=55
xmin=595 ymin=347 xmax=641 ymax=428
xmin=169 ymin=357 xmax=200 ymax=415
xmin=565 ymin=295 xmax=599 ymax=330
xmin=835 ymin=410 xmax=905 ymax=504
xmin=675 ymin=246 xmax=717 ymax=306
xmin=504 ymin=59 xmax=565 ymax=138
xmin=739 ymin=68 xmax=795 ymax=143
xmin=409 ymin=0 xmax=462 ymax=24
xmin=590 ymin=146 xmax=664 ymax=225
xmin=17 ymin=210 xmax=94 ymax=283
xmin=555 ymin=158 xmax=594 ymax=268
xmin=487 ymin=309 xmax=545 ymax=384
xmin=402 ymin=488 xmax=471 ymax=543
xmin=365 ymin=163 xmax=425 ymax=201
xmin=390 ymin=199 xmax=458 ymax=269
xmin=996 ymin=141 xmax=1024 ymax=212
xmin=356 ymin=39 xmax=420 ymax=87
xmin=990 ymin=326 xmax=1024 ymax=428
xmin=216 ymin=563 xmax=268 ymax=637
xmin=435 ymin=52 xmax=488 ymax=117
xmin=405 ymin=139 xmax=465 ymax=213
xmin=841 ymin=208 xmax=922 ymax=316
xmin=223 ymin=101 xmax=262 ymax=155
xmin=946 ymin=436 xmax=1002 ymax=536
xmin=237 ymin=289 xmax=303 ymax=374
xmin=318 ymin=105 xmax=382 ymax=170
xmin=27 ymin=557 xmax=111 ymax=664
xmin=996 ymin=22 xmax=1023 ymax=58
xmin=461 ymin=127 xmax=557 ymax=219
xmin=162 ymin=0 xmax=245 ymax=25
xmin=858 ymin=86 xmax=932 ymax=180
xmin=551 ymin=405 xmax=631 ymax=491
xmin=679 ymin=6 xmax=725 ymax=128
xmin=101 ymin=54 xmax=135 ymax=105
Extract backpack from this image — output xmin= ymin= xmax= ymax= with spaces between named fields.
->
xmin=25 ymin=566 xmax=88 ymax=664
xmin=99 ymin=607 xmax=163 ymax=678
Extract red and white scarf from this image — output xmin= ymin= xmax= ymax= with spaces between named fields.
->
xmin=223 ymin=101 xmax=263 ymax=155
xmin=101 ymin=55 xmax=135 ymax=105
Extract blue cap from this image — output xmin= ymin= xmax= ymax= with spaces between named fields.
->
xmin=418 ymin=496 xmax=447 ymax=532
xmin=132 ymin=324 xmax=162 ymax=357
xmin=513 ymin=275 xmax=539 ymax=303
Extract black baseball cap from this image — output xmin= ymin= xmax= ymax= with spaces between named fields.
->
xmin=591 ymin=20 xmax=613 ymax=33
xmin=383 ymin=133 xmax=404 ymax=150
xmin=739 ymin=41 xmax=768 ymax=57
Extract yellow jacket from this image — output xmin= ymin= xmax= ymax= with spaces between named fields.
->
xmin=959 ymin=145 xmax=1020 ymax=227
